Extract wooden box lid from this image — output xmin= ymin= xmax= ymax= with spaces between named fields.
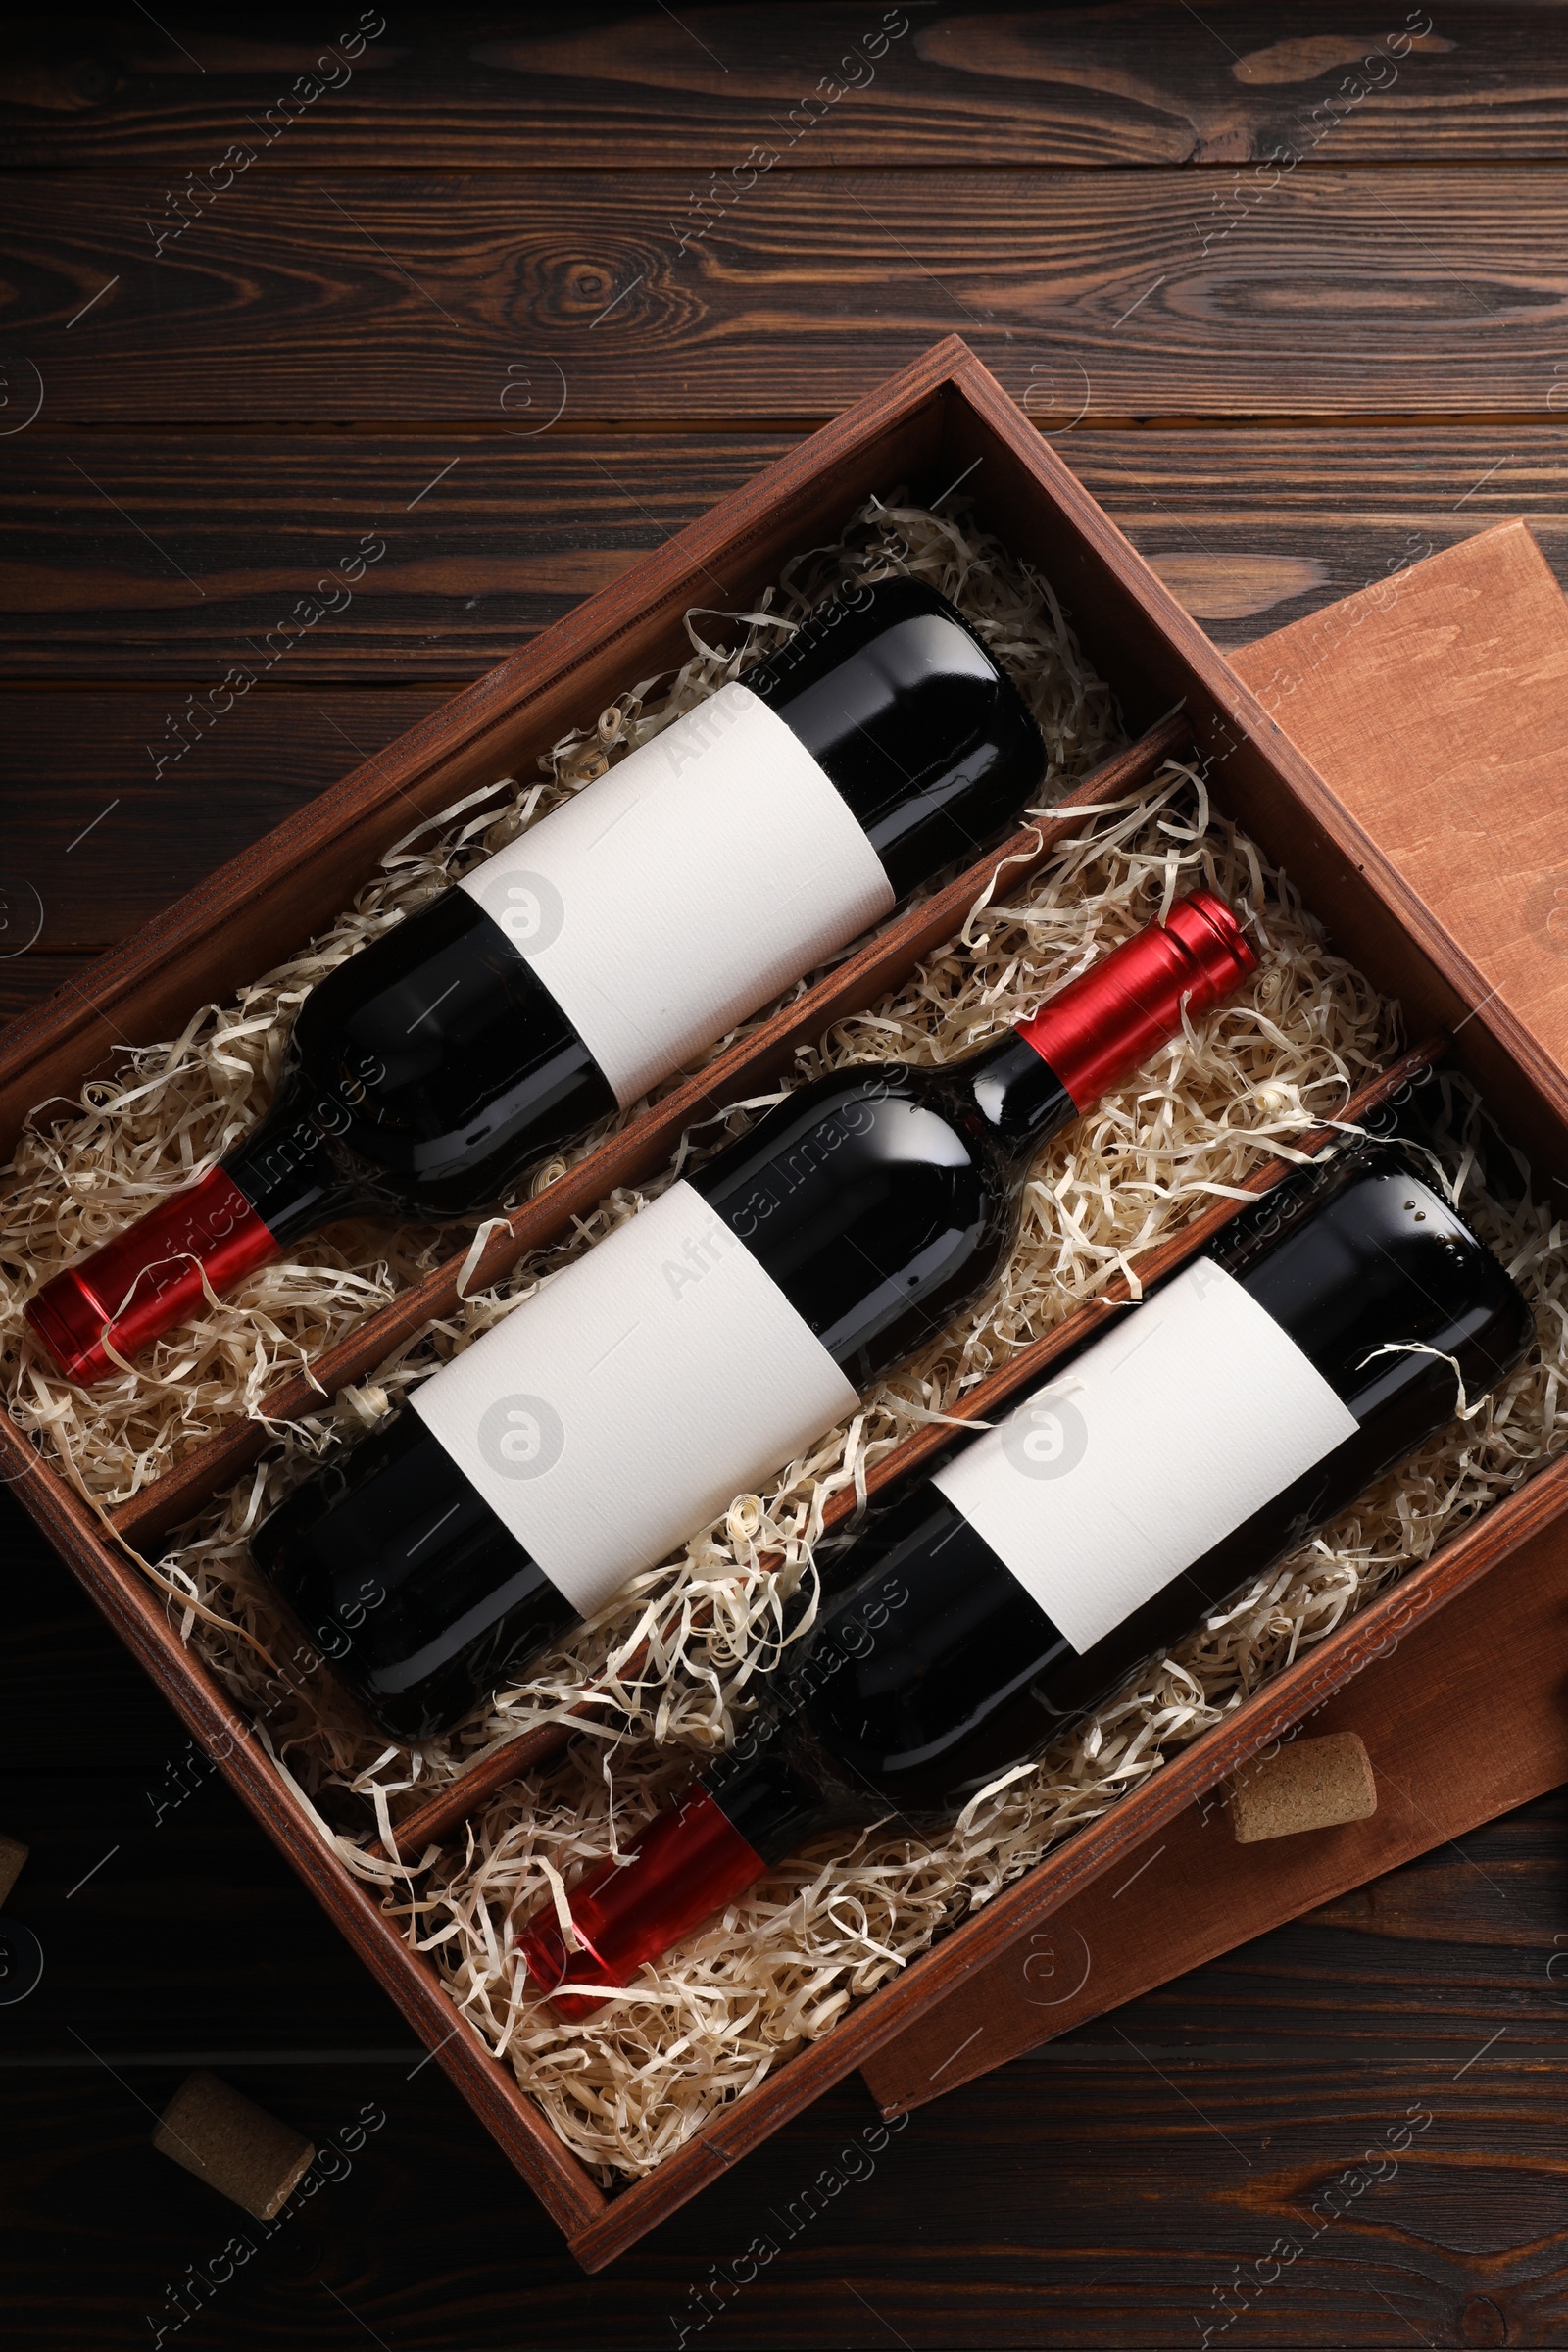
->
xmin=1234 ymin=520 xmax=1568 ymax=1074
xmin=861 ymin=516 xmax=1568 ymax=2117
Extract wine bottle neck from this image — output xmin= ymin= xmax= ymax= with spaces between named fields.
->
xmin=514 ymin=1731 xmax=845 ymax=2019
xmin=24 ymin=1065 xmax=372 ymax=1385
xmin=222 ymin=1063 xmax=367 ymax=1246
xmin=515 ymin=1784 xmax=773 ymax=2022
xmin=956 ymin=1030 xmax=1078 ymax=1164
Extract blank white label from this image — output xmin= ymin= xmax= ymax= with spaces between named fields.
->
xmin=410 ymin=1178 xmax=859 ymax=1620
xmin=459 ymin=681 xmax=896 ymax=1109
xmin=932 ymin=1259 xmax=1359 ymax=1658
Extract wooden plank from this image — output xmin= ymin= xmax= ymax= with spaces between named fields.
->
xmin=568 ymin=1449 xmax=1568 ymax=2267
xmin=0 ymin=689 xmax=446 ymax=944
xmin=1231 ymin=523 xmax=1568 ymax=1090
xmin=861 ymin=511 xmax=1568 ymax=2115
xmin=0 ymin=338 xmax=958 ymax=1162
xmin=2 ymin=6 xmax=1553 ymax=171
xmin=9 ymin=429 xmax=1568 ymax=683
xmin=0 ymin=1454 xmax=608 ymax=2243
xmin=8 ymin=427 xmax=1568 ymax=1024
xmin=860 ymin=1493 xmax=1568 ymax=2117
xmin=0 ymin=954 xmax=97 ymax=1027
xmin=10 ymin=2020 xmax=1567 ymax=2347
xmin=0 ymin=437 xmax=792 ymax=678
xmin=7 ymin=170 xmax=1568 ymax=422
xmin=8 ymin=1479 xmax=1565 ymax=2339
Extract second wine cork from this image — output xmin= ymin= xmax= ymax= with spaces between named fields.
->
xmin=1229 ymin=1731 xmax=1378 ymax=1843
xmin=152 ymin=2071 xmax=316 ymax=2220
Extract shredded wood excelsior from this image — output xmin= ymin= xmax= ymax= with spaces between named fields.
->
xmin=3 ymin=496 xmax=1562 ymax=2187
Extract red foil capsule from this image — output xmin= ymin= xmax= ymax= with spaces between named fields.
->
xmin=517 ymin=1788 xmax=766 ymax=2022
xmin=1017 ymin=888 xmax=1257 ymax=1110
xmin=24 ymin=1167 xmax=281 ymax=1386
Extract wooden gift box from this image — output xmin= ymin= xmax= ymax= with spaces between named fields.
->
xmin=2 ymin=337 xmax=1566 ymax=2271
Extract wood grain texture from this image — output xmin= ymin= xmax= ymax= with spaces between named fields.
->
xmin=0 ymin=5 xmax=1546 ymax=171
xmin=564 ymin=1446 xmax=1568 ymax=2269
xmin=8 ymin=345 xmax=1568 ymax=2268
xmin=0 ymin=334 xmax=960 ymax=1163
xmin=1232 ymin=521 xmax=1568 ymax=1077
xmin=861 ymin=1484 xmax=1568 ymax=2116
xmin=9 ymin=1488 xmax=1568 ymax=2347
xmin=12 ymin=430 xmax=1568 ymax=686
xmin=0 ymin=438 xmax=789 ymax=678
xmin=7 ymin=421 xmax=1568 ymax=1023
xmin=6 ymin=170 xmax=1568 ymax=422
xmin=0 ymin=689 xmax=446 ymax=935
xmin=7 ymin=12 xmax=1568 ymax=2328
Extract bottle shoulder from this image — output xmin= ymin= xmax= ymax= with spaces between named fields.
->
xmin=277 ymin=889 xmax=614 ymax=1213
xmin=1214 ymin=1146 xmax=1534 ymax=1402
xmin=742 ymin=578 xmax=1046 ymax=895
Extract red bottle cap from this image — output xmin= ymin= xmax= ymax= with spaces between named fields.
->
xmin=24 ymin=1166 xmax=281 ymax=1387
xmin=517 ymin=1786 xmax=765 ymax=2022
xmin=1017 ymin=888 xmax=1257 ymax=1110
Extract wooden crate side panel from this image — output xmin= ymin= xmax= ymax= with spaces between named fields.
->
xmin=0 ymin=1415 xmax=604 ymax=2234
xmin=568 ymin=1444 xmax=1568 ymax=2268
xmin=859 ymin=1502 xmax=1568 ymax=2117
xmin=947 ymin=366 xmax=1568 ymax=1183
xmin=1230 ymin=520 xmax=1568 ymax=1080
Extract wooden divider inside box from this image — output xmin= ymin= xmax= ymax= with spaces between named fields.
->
xmin=102 ymin=715 xmax=1185 ymax=1552
xmin=4 ymin=340 xmax=1567 ymax=2271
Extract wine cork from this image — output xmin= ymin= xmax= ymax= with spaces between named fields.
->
xmin=1228 ymin=1732 xmax=1377 ymax=1843
xmin=152 ymin=2071 xmax=316 ymax=2220
xmin=0 ymin=1834 xmax=27 ymax=1908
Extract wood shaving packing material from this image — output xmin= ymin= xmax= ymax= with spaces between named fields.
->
xmin=0 ymin=491 xmax=1132 ymax=1822
xmin=411 ymin=1074 xmax=1565 ymax=2185
xmin=6 ymin=496 xmax=1551 ymax=2187
xmin=40 ymin=746 xmax=1400 ymax=1850
xmin=0 ymin=490 xmax=1119 ymax=1509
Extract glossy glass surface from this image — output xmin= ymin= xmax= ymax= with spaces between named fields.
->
xmin=228 ymin=889 xmax=616 ymax=1235
xmin=255 ymin=1030 xmax=1074 ymax=1738
xmin=251 ymin=1406 xmax=575 ymax=1740
xmin=736 ymin=1142 xmax=1535 ymax=1831
xmin=748 ymin=577 xmax=1045 ymax=896
xmin=693 ymin=1033 xmax=1071 ymax=1389
xmin=235 ymin=579 xmax=1044 ymax=1238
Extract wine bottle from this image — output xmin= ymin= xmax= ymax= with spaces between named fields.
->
xmin=249 ymin=892 xmax=1255 ymax=1740
xmin=28 ymin=578 xmax=1049 ymax=1385
xmin=516 ymin=1138 xmax=1533 ymax=2016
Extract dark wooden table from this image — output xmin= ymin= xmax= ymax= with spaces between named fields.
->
xmin=5 ymin=10 xmax=1568 ymax=2344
